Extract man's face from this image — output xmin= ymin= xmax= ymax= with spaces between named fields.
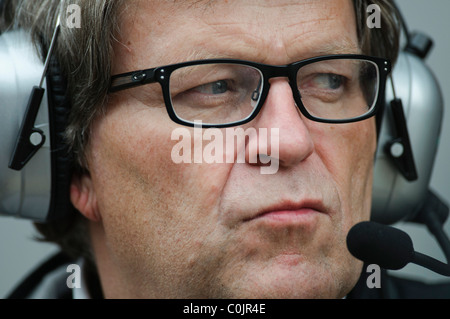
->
xmin=77 ymin=0 xmax=377 ymax=298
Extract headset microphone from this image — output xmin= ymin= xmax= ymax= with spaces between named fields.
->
xmin=347 ymin=221 xmax=450 ymax=277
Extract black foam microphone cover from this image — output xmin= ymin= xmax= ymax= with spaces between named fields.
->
xmin=347 ymin=221 xmax=415 ymax=270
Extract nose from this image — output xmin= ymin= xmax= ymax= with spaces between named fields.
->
xmin=246 ymin=78 xmax=315 ymax=169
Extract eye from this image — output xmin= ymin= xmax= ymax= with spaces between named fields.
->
xmin=193 ymin=80 xmax=229 ymax=95
xmin=311 ymin=73 xmax=345 ymax=90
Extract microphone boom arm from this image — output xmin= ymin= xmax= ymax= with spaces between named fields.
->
xmin=413 ymin=251 xmax=450 ymax=277
xmin=411 ymin=189 xmax=450 ymax=263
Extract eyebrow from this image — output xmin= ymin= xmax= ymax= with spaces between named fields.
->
xmin=180 ymin=38 xmax=361 ymax=65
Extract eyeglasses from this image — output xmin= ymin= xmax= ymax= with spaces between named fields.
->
xmin=109 ymin=55 xmax=391 ymax=128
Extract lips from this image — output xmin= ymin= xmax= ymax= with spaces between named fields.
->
xmin=243 ymin=200 xmax=330 ymax=223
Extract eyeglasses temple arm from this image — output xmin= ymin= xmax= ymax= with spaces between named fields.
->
xmin=109 ymin=68 xmax=157 ymax=93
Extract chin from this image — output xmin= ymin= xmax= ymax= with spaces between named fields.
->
xmin=217 ymin=260 xmax=357 ymax=299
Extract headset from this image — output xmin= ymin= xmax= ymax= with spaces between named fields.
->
xmin=0 ymin=2 xmax=447 ymax=227
xmin=372 ymin=44 xmax=444 ymax=224
xmin=0 ymin=15 xmax=73 ymax=222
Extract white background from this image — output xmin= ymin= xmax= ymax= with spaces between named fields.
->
xmin=1 ymin=0 xmax=450 ymax=298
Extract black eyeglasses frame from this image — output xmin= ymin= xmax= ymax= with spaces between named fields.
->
xmin=109 ymin=54 xmax=391 ymax=128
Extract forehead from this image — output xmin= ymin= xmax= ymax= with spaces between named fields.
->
xmin=113 ymin=0 xmax=358 ymax=73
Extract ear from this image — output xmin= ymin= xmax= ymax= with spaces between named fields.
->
xmin=70 ymin=173 xmax=101 ymax=222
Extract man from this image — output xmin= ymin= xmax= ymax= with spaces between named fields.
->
xmin=2 ymin=0 xmax=448 ymax=299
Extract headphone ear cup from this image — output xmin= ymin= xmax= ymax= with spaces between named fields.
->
xmin=0 ymin=30 xmax=74 ymax=223
xmin=372 ymin=51 xmax=444 ymax=224
xmin=0 ymin=30 xmax=54 ymax=221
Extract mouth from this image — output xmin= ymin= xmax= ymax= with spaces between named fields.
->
xmin=243 ymin=200 xmax=330 ymax=225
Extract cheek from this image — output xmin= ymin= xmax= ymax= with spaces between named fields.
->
xmin=312 ymin=119 xmax=376 ymax=219
xmin=86 ymin=101 xmax=234 ymax=267
xmin=89 ymin=101 xmax=227 ymax=211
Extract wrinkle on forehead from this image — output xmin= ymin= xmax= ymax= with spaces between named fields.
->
xmin=116 ymin=0 xmax=358 ymax=70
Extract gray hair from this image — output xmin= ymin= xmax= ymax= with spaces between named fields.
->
xmin=1 ymin=0 xmax=401 ymax=261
